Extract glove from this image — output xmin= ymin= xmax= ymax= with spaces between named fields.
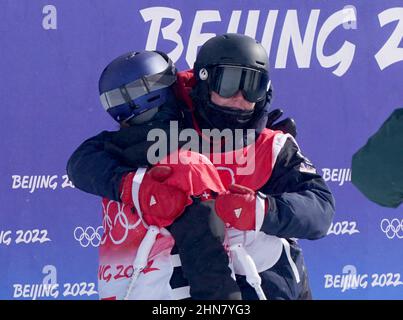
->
xmin=121 ymin=166 xmax=189 ymax=227
xmin=215 ymin=184 xmax=269 ymax=231
xmin=169 ymin=199 xmax=242 ymax=300
xmin=120 ymin=150 xmax=227 ymax=227
xmin=266 ymin=108 xmax=297 ymax=138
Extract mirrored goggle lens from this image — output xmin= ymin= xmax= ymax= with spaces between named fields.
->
xmin=209 ymin=66 xmax=268 ymax=102
xmin=144 ymin=72 xmax=176 ymax=91
xmin=100 ymin=71 xmax=176 ymax=110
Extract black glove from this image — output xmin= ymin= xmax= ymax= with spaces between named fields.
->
xmin=266 ymin=108 xmax=297 ymax=138
xmin=169 ymin=199 xmax=242 ymax=300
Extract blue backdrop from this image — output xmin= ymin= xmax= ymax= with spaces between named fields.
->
xmin=1 ymin=0 xmax=402 ymax=300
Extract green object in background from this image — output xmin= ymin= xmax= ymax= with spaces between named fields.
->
xmin=351 ymin=108 xmax=403 ymax=208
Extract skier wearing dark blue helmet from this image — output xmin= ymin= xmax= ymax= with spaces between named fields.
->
xmin=69 ymin=50 xmax=242 ymax=300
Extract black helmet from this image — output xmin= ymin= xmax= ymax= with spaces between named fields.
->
xmin=192 ymin=33 xmax=272 ymax=130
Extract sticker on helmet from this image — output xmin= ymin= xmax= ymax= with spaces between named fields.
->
xmin=199 ymin=68 xmax=208 ymax=80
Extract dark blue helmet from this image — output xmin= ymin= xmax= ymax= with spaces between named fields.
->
xmin=99 ymin=51 xmax=176 ymax=124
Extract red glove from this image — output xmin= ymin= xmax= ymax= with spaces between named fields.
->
xmin=139 ymin=166 xmax=189 ymax=227
xmin=215 ymin=184 xmax=269 ymax=231
xmin=120 ymin=166 xmax=189 ymax=228
xmin=120 ymin=150 xmax=227 ymax=228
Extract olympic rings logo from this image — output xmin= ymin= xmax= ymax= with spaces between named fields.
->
xmin=101 ymin=200 xmax=143 ymax=245
xmin=380 ymin=218 xmax=403 ymax=239
xmin=74 ymin=226 xmax=104 ymax=247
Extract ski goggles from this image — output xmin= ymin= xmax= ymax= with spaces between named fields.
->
xmin=100 ymin=70 xmax=176 ymax=110
xmin=206 ymin=65 xmax=270 ymax=103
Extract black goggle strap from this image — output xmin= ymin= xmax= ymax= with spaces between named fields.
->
xmin=119 ymin=86 xmax=137 ymax=109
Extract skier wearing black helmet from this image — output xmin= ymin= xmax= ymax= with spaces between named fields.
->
xmin=169 ymin=33 xmax=335 ymax=299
